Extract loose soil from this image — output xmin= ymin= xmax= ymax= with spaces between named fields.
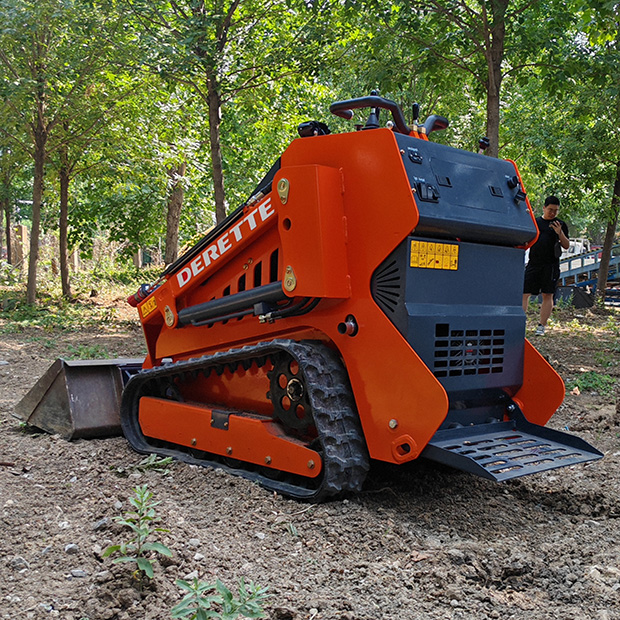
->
xmin=1 ymin=298 xmax=619 ymax=620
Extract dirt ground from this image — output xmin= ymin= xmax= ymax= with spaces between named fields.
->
xmin=1 ymin=299 xmax=619 ymax=620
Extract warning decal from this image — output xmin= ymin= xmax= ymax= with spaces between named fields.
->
xmin=410 ymin=240 xmax=458 ymax=270
xmin=140 ymin=296 xmax=158 ymax=319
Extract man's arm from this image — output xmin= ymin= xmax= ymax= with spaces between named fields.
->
xmin=551 ymin=220 xmax=570 ymax=249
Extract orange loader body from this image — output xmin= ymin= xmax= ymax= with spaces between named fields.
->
xmin=118 ymin=95 xmax=600 ymax=501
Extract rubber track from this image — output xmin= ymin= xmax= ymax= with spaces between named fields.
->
xmin=120 ymin=339 xmax=370 ymax=501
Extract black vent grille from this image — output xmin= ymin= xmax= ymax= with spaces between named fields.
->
xmin=371 ymin=259 xmax=403 ymax=314
xmin=433 ymin=324 xmax=505 ymax=378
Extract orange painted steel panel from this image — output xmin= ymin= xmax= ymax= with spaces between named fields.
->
xmin=512 ymin=339 xmax=564 ymax=426
xmin=138 ymin=396 xmax=321 ymax=478
xmin=183 ymin=226 xmax=282 ymax=309
xmin=152 ymin=225 xmax=285 ymax=362
xmin=319 ymin=299 xmax=449 ymax=462
xmin=276 ymin=164 xmax=350 ymax=299
xmin=138 ymin=195 xmax=279 ymax=333
xmin=177 ymin=361 xmax=274 ymax=417
xmin=281 ymin=129 xmax=421 ymax=272
xmin=170 ymin=197 xmax=277 ymax=298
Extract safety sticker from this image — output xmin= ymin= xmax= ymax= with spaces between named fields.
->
xmin=140 ymin=296 xmax=158 ymax=319
xmin=410 ymin=240 xmax=458 ymax=270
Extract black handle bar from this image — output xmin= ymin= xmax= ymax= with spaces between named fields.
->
xmin=329 ymin=95 xmax=412 ymax=135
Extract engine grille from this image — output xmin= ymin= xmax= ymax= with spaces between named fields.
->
xmin=433 ymin=323 xmax=505 ymax=378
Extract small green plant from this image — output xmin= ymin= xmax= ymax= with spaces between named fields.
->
xmin=554 ymin=296 xmax=574 ymax=311
xmin=18 ymin=422 xmax=43 ymax=436
xmin=0 ymin=260 xmax=19 ymax=286
xmin=604 ymin=315 xmax=620 ymax=336
xmin=594 ymin=350 xmax=619 ymax=368
xmin=102 ymin=485 xmax=172 ymax=582
xmin=110 ymin=454 xmax=174 ymax=477
xmin=567 ymin=317 xmax=584 ymax=332
xmin=135 ymin=453 xmax=174 ymax=474
xmin=569 ymin=371 xmax=617 ymax=396
xmin=171 ymin=578 xmax=268 ymax=620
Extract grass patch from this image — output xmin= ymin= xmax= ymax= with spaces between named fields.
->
xmin=0 ymin=272 xmax=149 ymax=334
xmin=568 ymin=370 xmax=617 ymax=396
xmin=0 ymin=294 xmax=119 ymax=333
xmin=65 ymin=343 xmax=112 ymax=359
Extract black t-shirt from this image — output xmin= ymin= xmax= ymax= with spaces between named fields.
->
xmin=528 ymin=216 xmax=569 ymax=265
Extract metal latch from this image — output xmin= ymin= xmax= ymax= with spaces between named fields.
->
xmin=415 ymin=181 xmax=440 ymax=202
xmin=210 ymin=409 xmax=231 ymax=430
xmin=407 ymin=147 xmax=423 ymax=164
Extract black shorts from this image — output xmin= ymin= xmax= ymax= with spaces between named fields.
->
xmin=523 ymin=262 xmax=560 ymax=295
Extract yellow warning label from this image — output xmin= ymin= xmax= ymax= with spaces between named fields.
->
xmin=410 ymin=240 xmax=458 ymax=271
xmin=140 ymin=296 xmax=158 ymax=319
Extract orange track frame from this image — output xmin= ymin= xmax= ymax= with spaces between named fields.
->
xmin=138 ymin=397 xmax=321 ymax=478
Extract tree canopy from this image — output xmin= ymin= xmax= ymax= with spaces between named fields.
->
xmin=0 ymin=0 xmax=618 ymax=299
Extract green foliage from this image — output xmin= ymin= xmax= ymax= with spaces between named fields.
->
xmin=0 ymin=0 xmax=618 ymax=297
xmin=594 ymin=349 xmax=619 ymax=369
xmin=0 ymin=293 xmax=121 ymax=333
xmin=73 ymin=260 xmax=159 ymax=289
xmin=0 ymin=260 xmax=19 ymax=286
xmin=171 ymin=578 xmax=269 ymax=620
xmin=567 ymin=317 xmax=592 ymax=333
xmin=503 ymin=0 xmax=620 ymax=245
xmin=569 ymin=371 xmax=617 ymax=396
xmin=0 ymin=251 xmax=160 ymax=335
xmin=102 ymin=485 xmax=172 ymax=581
xmin=553 ymin=296 xmax=574 ymax=312
xmin=604 ymin=315 xmax=620 ymax=337
xmin=65 ymin=343 xmax=111 ymax=359
xmin=135 ymin=453 xmax=174 ymax=474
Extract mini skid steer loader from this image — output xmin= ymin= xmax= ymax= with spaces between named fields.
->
xmin=15 ymin=94 xmax=602 ymax=501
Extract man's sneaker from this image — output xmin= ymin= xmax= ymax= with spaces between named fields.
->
xmin=535 ymin=324 xmax=545 ymax=336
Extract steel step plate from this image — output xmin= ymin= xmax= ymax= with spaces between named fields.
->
xmin=423 ymin=412 xmax=602 ymax=481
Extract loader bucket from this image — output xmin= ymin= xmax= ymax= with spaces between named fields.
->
xmin=13 ymin=358 xmax=143 ymax=440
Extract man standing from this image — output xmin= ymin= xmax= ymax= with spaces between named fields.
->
xmin=522 ymin=196 xmax=570 ymax=335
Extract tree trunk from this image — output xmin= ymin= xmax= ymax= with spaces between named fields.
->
xmin=0 ymin=189 xmax=4 ymax=260
xmin=595 ymin=161 xmax=620 ymax=302
xmin=484 ymin=0 xmax=508 ymax=158
xmin=3 ymin=193 xmax=11 ymax=265
xmin=27 ymin=123 xmax=46 ymax=304
xmin=165 ymin=161 xmax=187 ymax=265
xmin=59 ymin=141 xmax=72 ymax=299
xmin=1 ymin=185 xmax=7 ymax=263
xmin=207 ymin=74 xmax=227 ymax=224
